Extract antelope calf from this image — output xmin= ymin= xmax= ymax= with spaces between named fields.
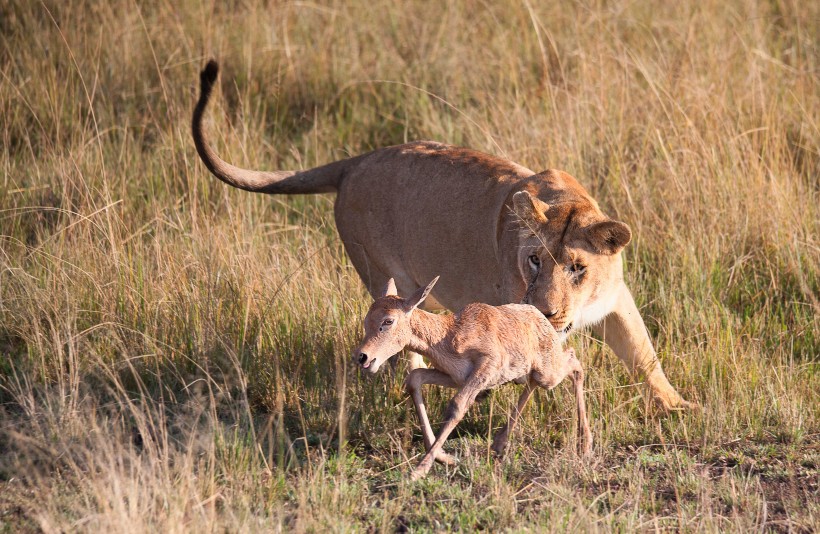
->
xmin=355 ymin=276 xmax=593 ymax=480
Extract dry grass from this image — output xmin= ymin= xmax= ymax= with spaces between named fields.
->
xmin=1 ymin=0 xmax=818 ymax=531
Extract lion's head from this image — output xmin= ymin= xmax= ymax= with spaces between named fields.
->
xmin=502 ymin=173 xmax=631 ymax=337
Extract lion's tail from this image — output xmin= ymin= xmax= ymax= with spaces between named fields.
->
xmin=192 ymin=60 xmax=346 ymax=194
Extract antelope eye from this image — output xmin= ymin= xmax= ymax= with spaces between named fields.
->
xmin=382 ymin=318 xmax=394 ymax=326
xmin=528 ymin=255 xmax=541 ymax=267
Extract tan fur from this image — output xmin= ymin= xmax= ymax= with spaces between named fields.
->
xmin=354 ymin=278 xmax=593 ymax=479
xmin=192 ymin=60 xmax=693 ymax=411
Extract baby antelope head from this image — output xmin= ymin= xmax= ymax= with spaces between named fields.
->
xmin=354 ymin=276 xmax=439 ymax=374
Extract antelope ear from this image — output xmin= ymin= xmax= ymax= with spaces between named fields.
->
xmin=512 ymin=191 xmax=549 ymax=226
xmin=585 ymin=220 xmax=632 ymax=255
xmin=381 ymin=278 xmax=398 ymax=297
xmin=404 ymin=276 xmax=439 ymax=313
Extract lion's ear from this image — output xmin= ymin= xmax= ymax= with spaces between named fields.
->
xmin=512 ymin=191 xmax=549 ymax=226
xmin=585 ymin=220 xmax=632 ymax=255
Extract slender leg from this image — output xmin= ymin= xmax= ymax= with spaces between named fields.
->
xmin=491 ymin=379 xmax=536 ymax=458
xmin=567 ymin=357 xmax=593 ymax=458
xmin=592 ymin=283 xmax=694 ymax=411
xmin=411 ymin=379 xmax=486 ymax=480
xmin=532 ymin=348 xmax=593 ymax=458
xmin=405 ymin=369 xmax=458 ymax=465
xmin=554 ymin=349 xmax=592 ymax=457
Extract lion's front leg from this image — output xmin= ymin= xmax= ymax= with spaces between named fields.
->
xmin=591 ymin=283 xmax=695 ymax=411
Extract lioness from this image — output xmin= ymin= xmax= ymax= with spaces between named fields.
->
xmin=192 ymin=60 xmax=692 ymax=411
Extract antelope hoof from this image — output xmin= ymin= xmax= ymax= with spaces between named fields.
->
xmin=411 ymin=457 xmax=435 ymax=480
xmin=578 ymin=433 xmax=593 ymax=459
xmin=491 ymin=434 xmax=509 ymax=458
xmin=410 ymin=464 xmax=430 ymax=481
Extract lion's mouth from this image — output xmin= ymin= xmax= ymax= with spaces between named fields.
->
xmin=544 ymin=317 xmax=573 ymax=335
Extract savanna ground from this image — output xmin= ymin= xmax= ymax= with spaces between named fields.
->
xmin=0 ymin=0 xmax=818 ymax=531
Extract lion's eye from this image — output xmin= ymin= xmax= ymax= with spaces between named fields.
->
xmin=569 ymin=263 xmax=586 ymax=275
xmin=528 ymin=255 xmax=541 ymax=269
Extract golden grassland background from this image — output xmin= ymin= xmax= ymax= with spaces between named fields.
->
xmin=0 ymin=0 xmax=818 ymax=531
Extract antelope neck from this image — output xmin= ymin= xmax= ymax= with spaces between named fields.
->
xmin=405 ymin=309 xmax=455 ymax=362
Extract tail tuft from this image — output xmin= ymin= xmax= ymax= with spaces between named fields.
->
xmin=192 ymin=59 xmax=344 ymax=194
xmin=200 ymin=60 xmax=219 ymax=96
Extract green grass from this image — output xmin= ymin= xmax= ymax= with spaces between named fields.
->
xmin=1 ymin=0 xmax=818 ymax=531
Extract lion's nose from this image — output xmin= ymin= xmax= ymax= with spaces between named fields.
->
xmin=358 ymin=353 xmax=368 ymax=364
xmin=544 ymin=309 xmax=559 ymax=318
